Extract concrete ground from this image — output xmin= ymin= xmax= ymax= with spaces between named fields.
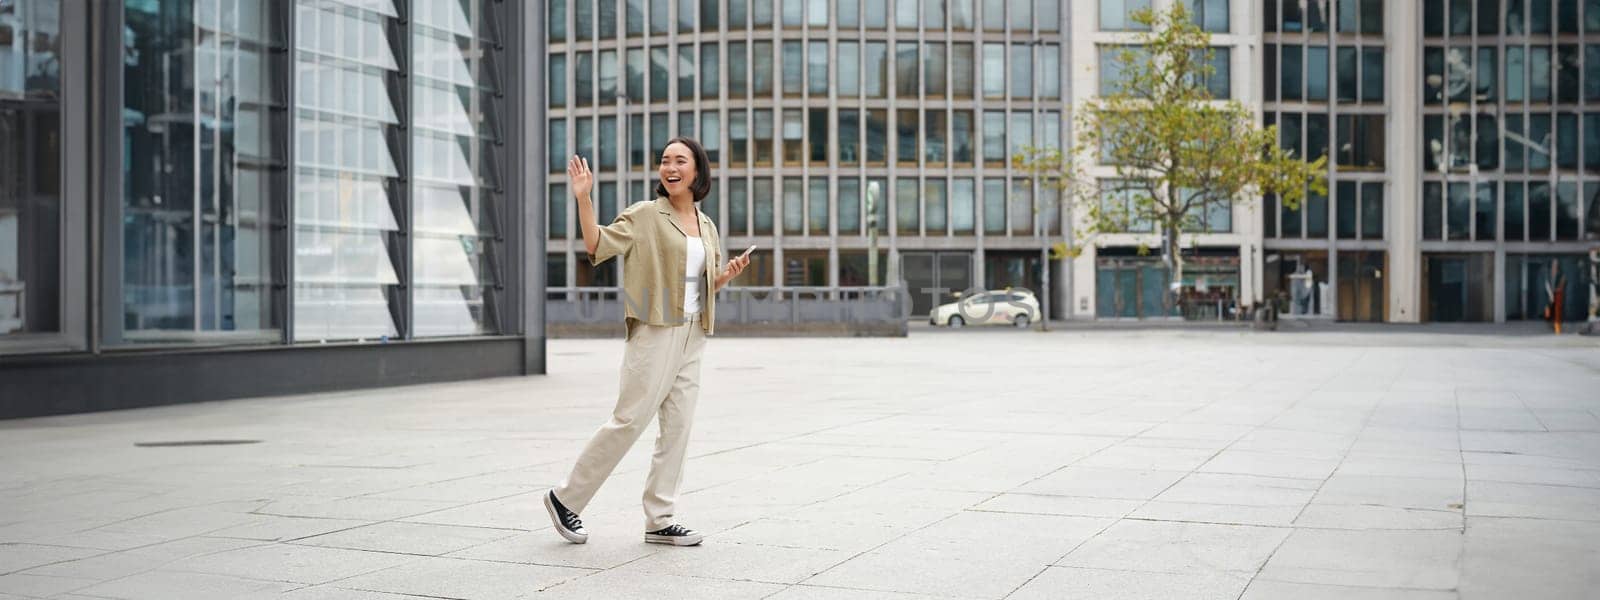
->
xmin=2 ymin=327 xmax=1598 ymax=599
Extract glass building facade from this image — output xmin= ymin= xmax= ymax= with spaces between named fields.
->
xmin=0 ymin=0 xmax=549 ymax=419
xmin=546 ymin=0 xmax=1070 ymax=317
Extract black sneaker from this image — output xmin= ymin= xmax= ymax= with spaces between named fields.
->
xmin=544 ymin=491 xmax=587 ymax=544
xmin=645 ymin=523 xmax=704 ymax=546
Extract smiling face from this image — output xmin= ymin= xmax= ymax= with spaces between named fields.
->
xmin=658 ymin=142 xmax=697 ymax=198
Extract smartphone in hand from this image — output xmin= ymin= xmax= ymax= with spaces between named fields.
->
xmin=738 ymin=244 xmax=757 ymax=261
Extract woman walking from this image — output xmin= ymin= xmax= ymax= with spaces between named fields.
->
xmin=544 ymin=138 xmax=749 ymax=547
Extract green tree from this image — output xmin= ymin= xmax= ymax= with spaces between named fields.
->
xmin=1018 ymin=4 xmax=1326 ymax=315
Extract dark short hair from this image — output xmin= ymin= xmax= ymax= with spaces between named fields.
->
xmin=655 ymin=136 xmax=713 ymax=203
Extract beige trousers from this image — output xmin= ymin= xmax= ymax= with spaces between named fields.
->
xmin=554 ymin=314 xmax=706 ymax=531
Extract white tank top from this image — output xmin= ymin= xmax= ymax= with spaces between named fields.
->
xmin=684 ymin=236 xmax=706 ymax=315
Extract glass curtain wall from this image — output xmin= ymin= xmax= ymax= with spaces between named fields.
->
xmin=122 ymin=0 xmax=289 ymax=343
xmin=0 ymin=0 xmax=66 ymax=343
xmin=293 ymin=0 xmax=507 ymax=342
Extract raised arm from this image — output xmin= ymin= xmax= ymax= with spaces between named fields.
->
xmin=569 ymin=156 xmax=600 ymax=256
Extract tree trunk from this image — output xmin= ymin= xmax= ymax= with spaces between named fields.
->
xmin=1162 ymin=224 xmax=1185 ymax=318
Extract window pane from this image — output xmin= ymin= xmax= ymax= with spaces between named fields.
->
xmin=810 ymin=108 xmax=829 ymax=164
xmin=729 ymin=110 xmax=749 ymax=165
xmin=839 ymin=178 xmax=861 ymax=234
xmin=678 ymin=46 xmax=697 ymax=100
xmin=3 ymin=0 xmax=62 ymax=339
xmin=867 ymin=109 xmax=889 ymax=163
xmin=627 ymin=49 xmax=645 ymax=101
xmin=839 ymin=0 xmax=859 ymax=27
xmin=897 ymin=177 xmax=920 ymax=234
xmin=1507 ymin=46 xmax=1525 ymax=102
xmin=1476 ymin=183 xmax=1497 ymax=240
xmin=1476 ymin=113 xmax=1499 ymax=170
xmin=951 ymin=179 xmax=976 ymax=233
xmin=1010 ymin=0 xmax=1032 ymax=29
xmin=897 ymin=0 xmax=919 ymax=27
xmin=840 ymin=42 xmax=861 ymax=96
xmin=1360 ymin=182 xmax=1384 ymax=239
xmin=926 ymin=179 xmax=948 ymax=235
xmin=754 ymin=177 xmax=775 ymax=235
xmin=653 ymin=0 xmax=670 ymax=33
xmin=1531 ymin=46 xmax=1551 ymax=101
xmin=783 ymin=41 xmax=804 ymax=96
xmin=983 ymin=111 xmax=1006 ymax=165
xmin=549 ymin=119 xmax=568 ymax=172
xmin=1307 ymin=189 xmax=1329 ymax=238
xmin=704 ymin=0 xmax=721 ymax=28
xmin=1039 ymin=0 xmax=1061 ymax=31
xmin=1557 ymin=181 xmax=1580 ymax=239
xmin=897 ymin=42 xmax=920 ymax=96
xmin=808 ymin=0 xmax=828 ymax=26
xmin=953 ymin=0 xmax=975 ymax=29
xmin=1505 ymin=181 xmax=1526 ymax=241
xmin=839 ymin=109 xmax=860 ymax=164
xmin=897 ymin=109 xmax=919 ymax=165
xmin=1448 ymin=182 xmax=1471 ymax=240
xmin=984 ymin=43 xmax=1006 ymax=98
xmin=754 ymin=109 xmax=775 ymax=165
xmin=1337 ymin=181 xmax=1358 ymax=239
xmin=1423 ymin=182 xmax=1443 ymax=239
xmin=784 ymin=179 xmax=803 ymax=234
xmin=601 ymin=0 xmax=618 ymax=37
xmin=702 ymin=43 xmax=720 ymax=98
xmin=953 ymin=43 xmax=975 ymax=98
xmin=928 ymin=0 xmax=946 ymax=28
xmin=866 ymin=42 xmax=889 ymax=97
xmin=599 ymin=116 xmax=618 ymax=170
xmin=577 ymin=0 xmax=593 ymax=39
xmin=1010 ymin=179 xmax=1033 ymax=235
xmin=576 ymin=51 xmax=593 ymax=106
xmin=551 ymin=184 xmax=569 ymax=239
xmin=867 ymin=0 xmax=889 ymax=27
xmin=751 ymin=0 xmax=768 ymax=27
xmin=1009 ymin=112 xmax=1032 ymax=158
xmin=1362 ymin=47 xmax=1384 ymax=102
xmin=809 ymin=41 xmax=829 ymax=95
xmin=1337 ymin=46 xmax=1358 ymax=103
xmin=1308 ymin=113 xmax=1329 ymax=162
xmin=1102 ymin=0 xmax=1152 ymax=30
xmin=952 ymin=110 xmax=975 ymax=164
xmin=984 ymin=178 xmax=1006 ymax=234
xmin=1530 ymin=182 xmax=1551 ymax=240
xmin=1206 ymin=48 xmax=1231 ymax=99
xmin=729 ymin=42 xmax=748 ymax=97
xmin=869 ymin=177 xmax=889 ymax=232
xmin=1281 ymin=45 xmax=1303 ymax=100
xmin=926 ymin=42 xmax=948 ymax=97
xmin=782 ymin=109 xmax=804 ymax=164
xmin=1041 ymin=44 xmax=1061 ymax=99
xmin=702 ymin=112 xmax=721 ymax=162
xmin=1560 ymin=44 xmax=1581 ymax=103
xmin=551 ymin=0 xmax=567 ymax=40
xmin=729 ymin=178 xmax=749 ymax=235
xmin=650 ymin=47 xmax=670 ymax=101
xmin=984 ymin=0 xmax=1006 ymax=30
xmin=754 ymin=41 xmax=774 ymax=96
xmin=926 ymin=111 xmax=947 ymax=164
xmin=1307 ymin=46 xmax=1328 ymax=101
xmin=1011 ymin=44 xmax=1033 ymax=97
xmin=550 ymin=55 xmax=568 ymax=108
xmin=810 ymin=177 xmax=830 ymax=233
xmin=783 ymin=0 xmax=803 ymax=26
xmin=600 ymin=50 xmax=619 ymax=103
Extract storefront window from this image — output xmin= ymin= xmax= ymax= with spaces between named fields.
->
xmin=1 ymin=0 xmax=64 ymax=341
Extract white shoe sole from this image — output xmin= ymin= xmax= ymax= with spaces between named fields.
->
xmin=645 ymin=533 xmax=704 ymax=546
xmin=543 ymin=493 xmax=588 ymax=544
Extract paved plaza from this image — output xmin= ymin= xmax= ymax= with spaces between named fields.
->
xmin=2 ymin=326 xmax=1598 ymax=599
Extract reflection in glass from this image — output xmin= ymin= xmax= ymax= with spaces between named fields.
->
xmin=1010 ymin=43 xmax=1031 ymax=97
xmin=783 ymin=41 xmax=803 ymax=97
xmin=984 ymin=178 xmax=1005 ymax=234
xmin=809 ymin=177 xmax=829 ymax=233
xmin=984 ymin=43 xmax=1005 ymax=98
xmin=839 ymin=42 xmax=860 ymax=96
xmin=926 ymin=42 xmax=947 ymax=98
xmin=754 ymin=41 xmax=774 ymax=97
xmin=783 ymin=178 xmax=803 ymax=234
xmin=728 ymin=42 xmax=747 ymax=97
xmin=925 ymin=111 xmax=946 ymax=164
xmin=809 ymin=108 xmax=828 ymax=164
xmin=897 ymin=109 xmax=918 ymax=165
xmin=679 ymin=45 xmax=696 ymax=100
xmin=124 ymin=0 xmax=287 ymax=341
xmin=729 ymin=178 xmax=749 ymax=236
xmin=411 ymin=0 xmax=506 ymax=337
xmin=754 ymin=177 xmax=774 ymax=234
xmin=782 ymin=109 xmax=804 ymax=164
xmin=839 ymin=178 xmax=861 ymax=234
xmin=867 ymin=109 xmax=888 ymax=164
xmin=729 ymin=110 xmax=748 ymax=165
xmin=896 ymin=42 xmax=919 ymax=97
xmin=897 ymin=178 xmax=919 ymax=234
xmin=925 ymin=179 xmax=947 ymax=236
xmin=865 ymin=42 xmax=888 ymax=98
xmin=809 ymin=41 xmax=828 ymax=95
xmin=701 ymin=43 xmax=719 ymax=99
xmin=952 ymin=110 xmax=975 ymax=165
xmin=839 ymin=109 xmax=860 ymax=164
xmin=952 ymin=179 xmax=976 ymax=234
xmin=1 ymin=0 xmax=63 ymax=338
xmin=983 ymin=111 xmax=1005 ymax=166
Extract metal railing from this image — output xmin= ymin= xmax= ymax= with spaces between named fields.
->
xmin=546 ymin=286 xmax=910 ymax=336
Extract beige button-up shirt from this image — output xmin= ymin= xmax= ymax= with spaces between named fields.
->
xmin=590 ymin=197 xmax=723 ymax=339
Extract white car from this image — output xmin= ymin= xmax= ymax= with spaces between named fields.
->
xmin=930 ymin=289 xmax=1041 ymax=328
